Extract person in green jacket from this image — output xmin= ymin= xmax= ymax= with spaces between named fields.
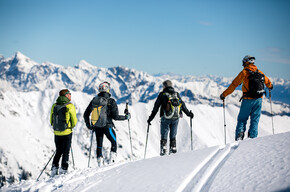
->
xmin=50 ymin=89 xmax=77 ymax=176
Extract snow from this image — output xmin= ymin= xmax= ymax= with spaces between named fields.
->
xmin=0 ymin=51 xmax=290 ymax=191
xmin=2 ymin=132 xmax=290 ymax=192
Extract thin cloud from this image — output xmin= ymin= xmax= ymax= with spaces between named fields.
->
xmin=259 ymin=47 xmax=290 ymax=65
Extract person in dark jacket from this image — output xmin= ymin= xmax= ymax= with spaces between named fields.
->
xmin=147 ymin=80 xmax=194 ymax=156
xmin=83 ymin=81 xmax=130 ymax=166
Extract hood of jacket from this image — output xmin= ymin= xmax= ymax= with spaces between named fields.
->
xmin=56 ymin=96 xmax=70 ymax=105
xmin=163 ymin=86 xmax=175 ymax=94
xmin=244 ymin=64 xmax=258 ymax=72
xmin=98 ymin=92 xmax=111 ymax=98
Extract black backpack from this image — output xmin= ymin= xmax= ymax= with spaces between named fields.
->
xmin=163 ymin=92 xmax=182 ymax=120
xmin=53 ymin=103 xmax=70 ymax=131
xmin=91 ymin=96 xmax=108 ymax=128
xmin=245 ymin=69 xmax=265 ymax=98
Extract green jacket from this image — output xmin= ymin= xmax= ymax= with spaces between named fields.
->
xmin=50 ymin=96 xmax=77 ymax=136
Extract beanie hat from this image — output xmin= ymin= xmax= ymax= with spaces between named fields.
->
xmin=59 ymin=89 xmax=70 ymax=96
xmin=163 ymin=80 xmax=173 ymax=88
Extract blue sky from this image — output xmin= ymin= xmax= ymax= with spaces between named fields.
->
xmin=1 ymin=0 xmax=290 ymax=79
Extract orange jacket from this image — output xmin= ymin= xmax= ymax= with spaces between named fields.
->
xmin=222 ymin=64 xmax=272 ymax=99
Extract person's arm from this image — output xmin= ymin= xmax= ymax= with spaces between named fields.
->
xmin=110 ymin=99 xmax=127 ymax=120
xmin=262 ymin=71 xmax=273 ymax=89
xmin=178 ymin=93 xmax=191 ymax=116
xmin=69 ymin=104 xmax=77 ymax=128
xmin=50 ymin=104 xmax=56 ymax=126
xmin=222 ymin=70 xmax=245 ymax=97
xmin=83 ymin=100 xmax=93 ymax=128
xmin=148 ymin=92 xmax=162 ymax=122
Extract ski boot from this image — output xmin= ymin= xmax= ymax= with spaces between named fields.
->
xmin=109 ymin=152 xmax=117 ymax=164
xmin=59 ymin=167 xmax=67 ymax=175
xmin=51 ymin=165 xmax=58 ymax=177
xmin=97 ymin=156 xmax=104 ymax=167
xmin=236 ymin=132 xmax=244 ymax=141
xmin=160 ymin=139 xmax=167 ymax=156
xmin=169 ymin=138 xmax=177 ymax=155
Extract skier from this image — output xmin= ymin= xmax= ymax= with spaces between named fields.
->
xmin=220 ymin=55 xmax=273 ymax=141
xmin=83 ymin=81 xmax=131 ymax=166
xmin=50 ymin=89 xmax=77 ymax=176
xmin=147 ymin=80 xmax=194 ymax=156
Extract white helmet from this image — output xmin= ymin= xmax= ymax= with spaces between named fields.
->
xmin=98 ymin=82 xmax=110 ymax=93
xmin=242 ymin=55 xmax=255 ymax=66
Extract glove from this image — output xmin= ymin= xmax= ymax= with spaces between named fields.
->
xmin=269 ymin=85 xmax=273 ymax=90
xmin=147 ymin=119 xmax=151 ymax=125
xmin=86 ymin=123 xmax=93 ymax=130
xmin=147 ymin=115 xmax=154 ymax=125
xmin=220 ymin=93 xmax=225 ymax=100
xmin=125 ymin=113 xmax=131 ymax=120
xmin=189 ymin=111 xmax=194 ymax=119
xmin=124 ymin=108 xmax=129 ymax=114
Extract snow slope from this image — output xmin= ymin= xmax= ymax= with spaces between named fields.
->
xmin=0 ymin=52 xmax=290 ymax=189
xmin=2 ymin=132 xmax=290 ymax=192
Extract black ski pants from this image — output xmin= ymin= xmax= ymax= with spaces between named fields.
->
xmin=95 ymin=127 xmax=117 ymax=158
xmin=52 ymin=133 xmax=72 ymax=170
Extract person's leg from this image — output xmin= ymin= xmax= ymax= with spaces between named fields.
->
xmin=95 ymin=130 xmax=104 ymax=158
xmin=104 ymin=128 xmax=117 ymax=164
xmin=95 ymin=129 xmax=105 ymax=166
xmin=235 ymin=99 xmax=252 ymax=140
xmin=52 ymin=135 xmax=62 ymax=168
xmin=248 ymin=98 xmax=262 ymax=138
xmin=60 ymin=134 xmax=72 ymax=171
xmin=51 ymin=135 xmax=62 ymax=176
xmin=169 ymin=119 xmax=179 ymax=154
xmin=160 ymin=117 xmax=170 ymax=140
xmin=160 ymin=117 xmax=170 ymax=155
xmin=104 ymin=128 xmax=117 ymax=153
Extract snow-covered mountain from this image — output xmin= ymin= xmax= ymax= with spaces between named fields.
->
xmin=0 ymin=52 xmax=289 ymax=189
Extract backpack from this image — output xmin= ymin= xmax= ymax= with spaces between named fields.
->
xmin=53 ymin=103 xmax=70 ymax=131
xmin=164 ymin=92 xmax=182 ymax=120
xmin=91 ymin=96 xmax=108 ymax=128
xmin=245 ymin=69 xmax=265 ymax=98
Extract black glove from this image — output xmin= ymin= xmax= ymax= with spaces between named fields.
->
xmin=269 ymin=85 xmax=273 ymax=90
xmin=189 ymin=111 xmax=194 ymax=119
xmin=125 ymin=113 xmax=131 ymax=120
xmin=124 ymin=108 xmax=129 ymax=114
xmin=86 ymin=123 xmax=92 ymax=130
xmin=220 ymin=93 xmax=225 ymax=100
xmin=147 ymin=118 xmax=152 ymax=125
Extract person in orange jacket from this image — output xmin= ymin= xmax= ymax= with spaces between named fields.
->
xmin=220 ymin=55 xmax=273 ymax=141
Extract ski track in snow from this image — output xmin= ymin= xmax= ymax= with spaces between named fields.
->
xmin=178 ymin=142 xmax=240 ymax=192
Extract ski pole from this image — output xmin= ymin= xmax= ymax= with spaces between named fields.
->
xmin=88 ymin=129 xmax=94 ymax=168
xmin=223 ymin=99 xmax=227 ymax=145
xmin=190 ymin=110 xmax=193 ymax=151
xmin=125 ymin=102 xmax=134 ymax=158
xmin=71 ymin=147 xmax=75 ymax=170
xmin=36 ymin=150 xmax=56 ymax=181
xmin=269 ymin=89 xmax=275 ymax=135
xmin=144 ymin=123 xmax=150 ymax=159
